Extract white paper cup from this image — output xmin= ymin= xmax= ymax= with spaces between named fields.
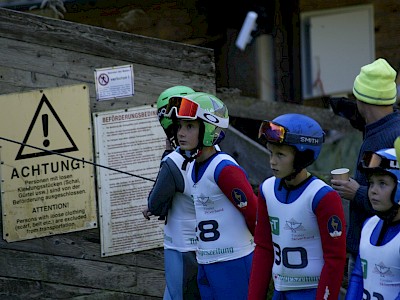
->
xmin=331 ymin=168 xmax=350 ymax=180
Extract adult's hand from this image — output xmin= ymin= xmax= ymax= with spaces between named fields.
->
xmin=331 ymin=177 xmax=360 ymax=200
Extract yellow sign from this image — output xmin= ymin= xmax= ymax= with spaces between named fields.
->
xmin=0 ymin=85 xmax=97 ymax=242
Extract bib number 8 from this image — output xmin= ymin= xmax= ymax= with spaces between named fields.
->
xmin=198 ymin=220 xmax=220 ymax=242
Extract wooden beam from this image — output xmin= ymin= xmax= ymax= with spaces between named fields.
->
xmin=217 ymin=93 xmax=357 ymax=132
xmin=0 ymin=8 xmax=215 ymax=77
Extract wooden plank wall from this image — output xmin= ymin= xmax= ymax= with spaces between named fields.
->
xmin=0 ymin=8 xmax=216 ymax=299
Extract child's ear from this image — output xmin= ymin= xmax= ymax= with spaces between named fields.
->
xmin=294 ymin=150 xmax=314 ymax=170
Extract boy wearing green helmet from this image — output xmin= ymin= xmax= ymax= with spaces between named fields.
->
xmin=156 ymin=86 xmax=196 ymax=149
xmin=166 ymin=92 xmax=257 ymax=300
xmin=143 ymin=85 xmax=201 ymax=300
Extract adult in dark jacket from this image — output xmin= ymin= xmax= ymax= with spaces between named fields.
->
xmin=331 ymin=58 xmax=400 ymax=279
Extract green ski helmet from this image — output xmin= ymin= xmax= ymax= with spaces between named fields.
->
xmin=157 ymin=86 xmax=195 ymax=147
xmin=166 ymin=92 xmax=229 ymax=147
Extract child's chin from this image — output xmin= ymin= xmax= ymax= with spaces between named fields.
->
xmin=272 ymin=170 xmax=281 ymax=177
xmin=371 ymin=205 xmax=381 ymax=211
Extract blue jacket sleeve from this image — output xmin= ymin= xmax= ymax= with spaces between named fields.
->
xmin=345 ymin=254 xmax=364 ymax=300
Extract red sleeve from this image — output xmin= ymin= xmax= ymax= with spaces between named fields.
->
xmin=218 ymin=165 xmax=257 ymax=234
xmin=315 ymin=190 xmax=347 ymax=300
xmin=248 ymin=186 xmax=274 ymax=300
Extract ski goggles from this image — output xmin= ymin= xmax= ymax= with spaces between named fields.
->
xmin=360 ymin=151 xmax=399 ymax=170
xmin=258 ymin=120 xmax=324 ymax=146
xmin=165 ymin=97 xmax=199 ymax=119
xmin=165 ymin=96 xmax=229 ymax=128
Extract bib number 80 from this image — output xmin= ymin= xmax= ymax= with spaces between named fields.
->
xmin=273 ymin=242 xmax=308 ymax=269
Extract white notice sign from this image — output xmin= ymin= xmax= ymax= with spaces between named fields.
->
xmin=93 ymin=105 xmax=166 ymax=257
xmin=94 ymin=65 xmax=134 ymax=101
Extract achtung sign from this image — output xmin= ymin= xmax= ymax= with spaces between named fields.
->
xmin=0 ymin=85 xmax=97 ymax=242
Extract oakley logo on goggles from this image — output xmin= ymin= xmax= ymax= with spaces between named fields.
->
xmin=165 ymin=96 xmax=229 ymax=128
xmin=361 ymin=151 xmax=400 ymax=170
xmin=258 ymin=121 xmax=324 ymax=146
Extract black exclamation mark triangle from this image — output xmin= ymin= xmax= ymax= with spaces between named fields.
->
xmin=15 ymin=94 xmax=79 ymax=160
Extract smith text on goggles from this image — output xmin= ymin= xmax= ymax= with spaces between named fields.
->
xmin=258 ymin=121 xmax=324 ymax=146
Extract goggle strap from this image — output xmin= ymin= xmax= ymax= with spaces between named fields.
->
xmin=171 ymin=109 xmax=229 ymax=128
xmin=284 ymin=133 xmax=324 ymax=146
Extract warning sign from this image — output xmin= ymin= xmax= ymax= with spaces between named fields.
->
xmin=94 ymin=65 xmax=134 ymax=101
xmin=16 ymin=94 xmax=78 ymax=159
xmin=0 ymin=85 xmax=97 ymax=242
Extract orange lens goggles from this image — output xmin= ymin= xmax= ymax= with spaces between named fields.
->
xmin=258 ymin=121 xmax=286 ymax=144
xmin=165 ymin=97 xmax=199 ymax=118
xmin=258 ymin=120 xmax=324 ymax=146
xmin=361 ymin=152 xmax=393 ymax=169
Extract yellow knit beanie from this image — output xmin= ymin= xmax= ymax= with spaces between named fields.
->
xmin=353 ymin=58 xmax=397 ymax=105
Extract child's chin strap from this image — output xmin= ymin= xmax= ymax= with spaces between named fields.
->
xmin=376 ymin=203 xmax=400 ymax=223
xmin=180 ymin=148 xmax=202 ymax=171
xmin=376 ymin=204 xmax=400 ymax=246
xmin=278 ymin=168 xmax=303 ymax=190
